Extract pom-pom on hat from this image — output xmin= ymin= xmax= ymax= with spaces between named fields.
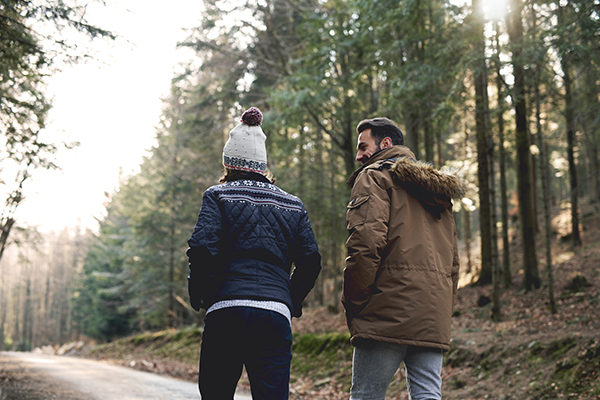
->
xmin=223 ymin=107 xmax=267 ymax=173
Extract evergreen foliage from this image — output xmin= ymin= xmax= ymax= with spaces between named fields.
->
xmin=8 ymin=0 xmax=598 ymax=340
xmin=0 ymin=0 xmax=114 ymax=348
xmin=74 ymin=0 xmax=599 ymax=327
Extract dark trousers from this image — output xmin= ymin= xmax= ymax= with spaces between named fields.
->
xmin=199 ymin=307 xmax=292 ymax=400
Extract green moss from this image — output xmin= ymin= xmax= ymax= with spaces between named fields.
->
xmin=291 ymin=332 xmax=353 ymax=389
xmin=552 ymin=357 xmax=582 ymax=393
xmin=172 ymin=330 xmax=186 ymax=341
xmin=545 ymin=337 xmax=577 ymax=360
xmin=444 ymin=344 xmax=476 ymax=368
xmin=449 ymin=377 xmax=466 ymax=389
xmin=292 ymin=332 xmax=351 ymax=355
xmin=527 ymin=341 xmax=547 ymax=368
xmin=132 ymin=336 xmax=146 ymax=346
xmin=541 ymin=339 xmax=600 ymax=396
xmin=581 ymin=340 xmax=600 ymax=361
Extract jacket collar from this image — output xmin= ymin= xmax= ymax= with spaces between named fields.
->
xmin=346 ymin=146 xmax=415 ymax=188
xmin=232 ymin=171 xmax=272 ymax=183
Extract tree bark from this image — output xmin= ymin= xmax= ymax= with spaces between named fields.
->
xmin=314 ymin=126 xmax=325 ymax=306
xmin=436 ymin=124 xmax=444 ymax=168
xmin=22 ymin=277 xmax=33 ymax=351
xmin=531 ymin=4 xmax=556 ymax=311
xmin=494 ymin=22 xmax=512 ymax=288
xmin=507 ymin=0 xmax=540 ymax=291
xmin=462 ymin=129 xmax=474 ymax=277
xmin=473 ymin=0 xmax=493 ymax=286
xmin=464 ymin=209 xmax=473 ymax=275
xmin=330 ymin=145 xmax=340 ymax=313
xmin=424 ymin=111 xmax=434 ymax=163
xmin=536 ymin=99 xmax=557 ymax=314
xmin=489 ymin=110 xmax=501 ymax=321
xmin=404 ymin=110 xmax=421 ymax=160
xmin=558 ymin=2 xmax=582 ymax=247
xmin=0 ymin=280 xmax=5 ymax=351
xmin=167 ymin=224 xmax=175 ymax=328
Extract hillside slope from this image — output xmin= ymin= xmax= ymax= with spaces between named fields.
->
xmin=80 ymin=201 xmax=600 ymax=399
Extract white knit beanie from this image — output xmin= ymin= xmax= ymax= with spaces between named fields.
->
xmin=222 ymin=107 xmax=267 ymax=174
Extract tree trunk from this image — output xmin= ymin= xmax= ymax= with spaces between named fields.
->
xmin=0 ymin=218 xmax=16 ymax=265
xmin=530 ymin=141 xmax=539 ymax=234
xmin=14 ymin=283 xmax=21 ymax=349
xmin=330 ymin=146 xmax=340 ymax=313
xmin=562 ymin=53 xmax=582 ymax=247
xmin=0 ymin=283 xmax=5 ymax=351
xmin=531 ymin=1 xmax=556 ymax=314
xmin=404 ymin=110 xmax=420 ymax=160
xmin=22 ymin=277 xmax=32 ymax=351
xmin=536 ymin=89 xmax=557 ymax=315
xmin=494 ymin=22 xmax=512 ymax=288
xmin=168 ymin=224 xmax=175 ymax=328
xmin=463 ymin=129 xmax=474 ymax=278
xmin=507 ymin=0 xmax=540 ymax=291
xmin=464 ymin=209 xmax=473 ymax=275
xmin=314 ymin=127 xmax=325 ymax=306
xmin=588 ymin=143 xmax=600 ymax=203
xmin=299 ymin=126 xmax=306 ymax=196
xmin=436 ymin=125 xmax=444 ymax=168
xmin=424 ymin=112 xmax=434 ymax=163
xmin=0 ymin=159 xmax=35 ymax=266
xmin=558 ymin=2 xmax=582 ymax=247
xmin=485 ymin=27 xmax=501 ymax=318
xmin=489 ymin=115 xmax=501 ymax=320
xmin=473 ymin=0 xmax=493 ymax=286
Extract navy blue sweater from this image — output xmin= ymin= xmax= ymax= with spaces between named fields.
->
xmin=187 ymin=174 xmax=321 ymax=317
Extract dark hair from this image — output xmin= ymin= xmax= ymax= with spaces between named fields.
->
xmin=219 ymin=168 xmax=276 ymax=184
xmin=357 ymin=117 xmax=404 ymax=146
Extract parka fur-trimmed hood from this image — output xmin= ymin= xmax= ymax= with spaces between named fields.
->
xmin=390 ymin=157 xmax=465 ymax=201
xmin=348 ymin=146 xmax=465 ymax=219
xmin=390 ymin=157 xmax=465 ymax=219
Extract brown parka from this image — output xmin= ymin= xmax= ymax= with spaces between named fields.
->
xmin=342 ymin=146 xmax=465 ymax=351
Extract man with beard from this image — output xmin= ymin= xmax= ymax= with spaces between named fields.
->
xmin=342 ymin=117 xmax=465 ymax=400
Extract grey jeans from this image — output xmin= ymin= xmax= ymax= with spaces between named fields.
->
xmin=350 ymin=340 xmax=443 ymax=400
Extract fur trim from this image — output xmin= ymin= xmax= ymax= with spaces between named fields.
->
xmin=390 ymin=158 xmax=465 ymax=200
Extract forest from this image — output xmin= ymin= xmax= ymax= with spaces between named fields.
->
xmin=0 ymin=0 xmax=599 ymax=354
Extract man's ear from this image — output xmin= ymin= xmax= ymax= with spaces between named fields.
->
xmin=382 ymin=137 xmax=393 ymax=149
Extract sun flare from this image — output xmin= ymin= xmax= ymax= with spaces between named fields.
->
xmin=481 ymin=0 xmax=509 ymax=19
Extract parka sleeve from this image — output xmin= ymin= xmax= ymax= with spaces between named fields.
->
xmin=342 ymin=170 xmax=390 ymax=319
xmin=290 ymin=208 xmax=322 ymax=318
xmin=187 ymin=189 xmax=222 ymax=311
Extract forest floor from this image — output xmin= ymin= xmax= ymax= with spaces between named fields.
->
xmin=7 ymin=200 xmax=600 ymax=399
xmin=285 ymin=196 xmax=600 ymax=399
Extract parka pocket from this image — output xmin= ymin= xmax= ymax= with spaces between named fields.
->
xmin=346 ymin=195 xmax=369 ymax=231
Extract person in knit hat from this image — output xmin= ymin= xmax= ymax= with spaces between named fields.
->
xmin=187 ymin=107 xmax=322 ymax=400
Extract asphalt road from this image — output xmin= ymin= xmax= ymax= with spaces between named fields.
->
xmin=0 ymin=351 xmax=252 ymax=400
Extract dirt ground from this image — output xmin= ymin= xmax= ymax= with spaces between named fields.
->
xmin=0 ymin=354 xmax=94 ymax=400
